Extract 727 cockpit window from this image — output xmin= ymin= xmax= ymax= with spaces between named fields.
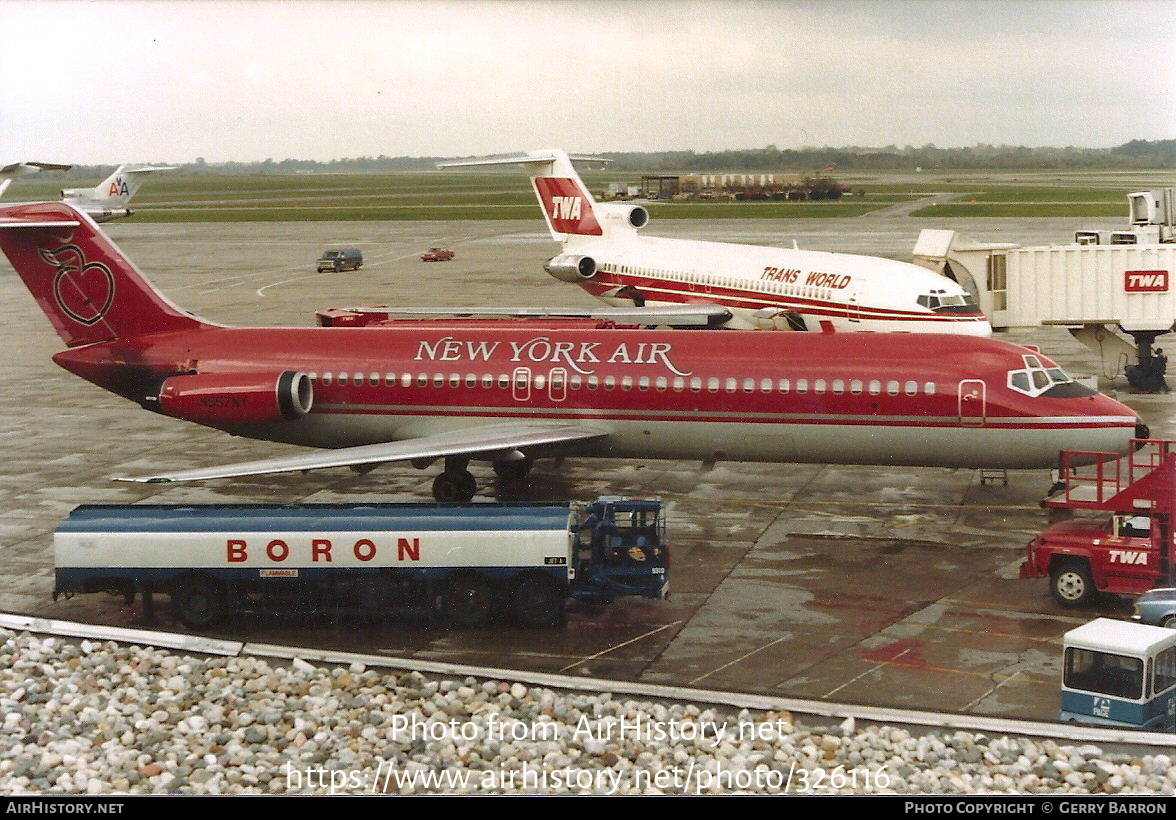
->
xmin=917 ymin=289 xmax=974 ymax=310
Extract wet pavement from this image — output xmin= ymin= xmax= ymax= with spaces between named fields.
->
xmin=0 ymin=215 xmax=1171 ymax=724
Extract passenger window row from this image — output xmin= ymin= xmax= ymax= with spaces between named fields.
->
xmin=305 ymin=372 xmax=937 ymax=397
xmin=607 ymin=265 xmax=831 ymax=301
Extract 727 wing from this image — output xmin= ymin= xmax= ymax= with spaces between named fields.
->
xmin=324 ymin=304 xmax=733 ymax=328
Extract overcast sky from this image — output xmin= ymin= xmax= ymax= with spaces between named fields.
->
xmin=1 ymin=0 xmax=1173 ymax=164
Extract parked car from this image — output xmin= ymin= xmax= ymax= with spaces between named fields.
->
xmin=317 ymin=248 xmax=363 ymax=272
xmin=420 ymin=247 xmax=455 ymax=262
xmin=1133 ymin=588 xmax=1176 ymax=628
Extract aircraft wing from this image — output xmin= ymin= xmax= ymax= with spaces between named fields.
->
xmin=334 ymin=304 xmax=733 ymax=327
xmin=115 ymin=421 xmax=611 ymax=483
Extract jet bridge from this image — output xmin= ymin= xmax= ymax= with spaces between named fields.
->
xmin=913 ymin=190 xmax=1176 ymax=389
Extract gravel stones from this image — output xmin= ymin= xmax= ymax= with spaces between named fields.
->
xmin=0 ymin=628 xmax=1172 ymax=795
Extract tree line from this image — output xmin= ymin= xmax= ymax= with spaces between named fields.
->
xmin=54 ymin=139 xmax=1175 ymax=177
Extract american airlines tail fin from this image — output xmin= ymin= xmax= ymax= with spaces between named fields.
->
xmin=438 ymin=149 xmax=612 ymax=242
xmin=60 ymin=164 xmax=175 ymax=221
xmin=0 ymin=201 xmax=212 ymax=347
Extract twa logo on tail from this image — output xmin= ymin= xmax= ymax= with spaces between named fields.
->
xmin=552 ymin=196 xmax=582 ymax=221
xmin=534 ymin=177 xmax=602 ymax=236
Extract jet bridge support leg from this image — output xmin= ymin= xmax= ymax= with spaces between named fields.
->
xmin=1068 ymin=324 xmax=1165 ymax=387
xmin=1123 ymin=330 xmax=1171 ymax=392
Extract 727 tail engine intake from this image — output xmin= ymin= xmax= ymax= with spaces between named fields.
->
xmin=544 ymin=253 xmax=597 ymax=282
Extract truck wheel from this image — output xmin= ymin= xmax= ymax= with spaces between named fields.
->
xmin=171 ymin=574 xmax=225 ymax=629
xmin=440 ymin=573 xmax=495 ymax=627
xmin=1050 ymin=562 xmax=1096 ymax=607
xmin=510 ymin=574 xmax=565 ymax=627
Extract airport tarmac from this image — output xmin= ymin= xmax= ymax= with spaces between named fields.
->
xmin=0 ymin=214 xmax=1171 ymax=725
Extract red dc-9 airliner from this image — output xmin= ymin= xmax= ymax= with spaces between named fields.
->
xmin=0 ymin=201 xmax=1143 ymax=502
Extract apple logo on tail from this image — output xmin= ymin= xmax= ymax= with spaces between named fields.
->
xmin=39 ymin=244 xmax=115 ymax=326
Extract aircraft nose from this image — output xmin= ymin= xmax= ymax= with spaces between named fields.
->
xmin=1135 ymin=419 xmax=1151 ymax=442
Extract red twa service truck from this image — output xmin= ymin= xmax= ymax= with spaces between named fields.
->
xmin=53 ymin=497 xmax=669 ymax=630
xmin=1021 ymin=439 xmax=1175 ymax=606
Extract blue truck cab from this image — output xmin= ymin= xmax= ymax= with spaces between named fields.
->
xmin=570 ymin=496 xmax=668 ymax=604
xmin=1060 ymin=618 xmax=1176 ymax=731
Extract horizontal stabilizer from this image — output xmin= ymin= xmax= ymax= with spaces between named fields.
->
xmin=116 ymin=165 xmax=178 ymax=176
xmin=438 ymin=150 xmax=610 ymax=170
xmin=0 ymin=162 xmax=73 ymax=197
xmin=0 ymin=161 xmax=73 ymax=176
xmin=0 ymin=217 xmax=81 ymax=229
xmin=115 ymin=422 xmax=610 ymax=483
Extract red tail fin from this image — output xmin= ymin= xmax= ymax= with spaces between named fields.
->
xmin=533 ymin=177 xmax=603 ymax=237
xmin=0 ymin=202 xmax=209 ymax=346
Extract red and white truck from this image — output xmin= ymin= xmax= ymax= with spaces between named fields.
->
xmin=420 ymin=247 xmax=455 ymax=262
xmin=1020 ymin=439 xmax=1175 ymax=606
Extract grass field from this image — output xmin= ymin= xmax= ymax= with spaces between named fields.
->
xmin=4 ymin=168 xmax=1172 ymax=222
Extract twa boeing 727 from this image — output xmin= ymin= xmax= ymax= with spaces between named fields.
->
xmin=0 ymin=202 xmax=1140 ymax=501
xmin=439 ymin=149 xmax=991 ymax=335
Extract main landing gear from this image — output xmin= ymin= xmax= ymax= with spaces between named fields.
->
xmin=432 ymin=457 xmax=477 ymax=502
xmin=429 ymin=456 xmax=536 ymax=502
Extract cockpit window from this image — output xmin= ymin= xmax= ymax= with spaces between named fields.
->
xmin=917 ymin=288 xmax=975 ymax=311
xmin=1008 ymin=354 xmax=1090 ymax=397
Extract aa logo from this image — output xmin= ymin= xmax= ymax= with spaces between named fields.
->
xmin=39 ymin=244 xmax=115 ymax=325
xmin=108 ymin=178 xmax=130 ymax=197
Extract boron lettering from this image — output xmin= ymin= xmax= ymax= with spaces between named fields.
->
xmin=225 ymin=536 xmax=421 ymax=563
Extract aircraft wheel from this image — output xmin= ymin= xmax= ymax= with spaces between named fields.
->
xmin=439 ymin=572 xmax=495 ymax=627
xmin=433 ymin=470 xmax=476 ymax=502
xmin=510 ymin=574 xmax=566 ymax=627
xmin=1050 ymin=561 xmax=1095 ymax=607
xmin=171 ymin=573 xmax=225 ymax=630
xmin=493 ymin=457 xmax=534 ymax=481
